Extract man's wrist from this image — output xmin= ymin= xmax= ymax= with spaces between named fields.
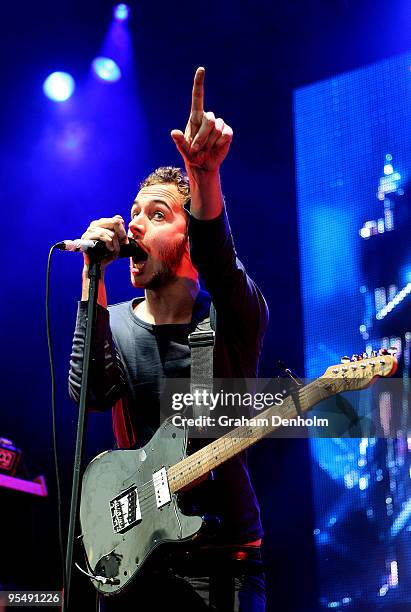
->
xmin=187 ymin=168 xmax=224 ymax=220
xmin=81 ymin=265 xmax=107 ymax=305
xmin=82 ymin=264 xmax=106 ymax=280
xmin=186 ymin=166 xmax=220 ymax=185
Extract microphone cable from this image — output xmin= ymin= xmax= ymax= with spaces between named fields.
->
xmin=46 ymin=244 xmax=67 ymax=605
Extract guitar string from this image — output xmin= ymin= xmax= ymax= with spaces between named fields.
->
xmin=113 ymin=371 xmax=371 ymax=512
xmin=110 ymin=363 xmax=384 ymax=514
xmin=108 ymin=377 xmax=336 ymax=515
xmin=103 ymin=364 xmax=389 ymax=540
xmin=111 ymin=359 xmax=386 ymax=506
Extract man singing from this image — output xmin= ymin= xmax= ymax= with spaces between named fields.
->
xmin=69 ymin=67 xmax=268 ymax=611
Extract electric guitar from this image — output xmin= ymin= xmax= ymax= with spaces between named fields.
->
xmin=79 ymin=354 xmax=397 ymax=595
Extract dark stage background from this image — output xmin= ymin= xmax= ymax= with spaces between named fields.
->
xmin=0 ymin=1 xmax=409 ymax=610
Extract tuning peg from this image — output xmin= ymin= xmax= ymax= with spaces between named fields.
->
xmin=362 ymin=352 xmax=368 ymax=359
xmin=379 ymin=348 xmax=389 ymax=355
xmin=351 ymin=354 xmax=360 ymax=361
xmin=341 ymin=356 xmax=351 ymax=364
xmin=388 ymin=346 xmax=398 ymax=355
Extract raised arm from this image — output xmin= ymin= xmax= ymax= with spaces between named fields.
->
xmin=171 ymin=68 xmax=268 ymax=350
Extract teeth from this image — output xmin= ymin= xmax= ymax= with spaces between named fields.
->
xmin=131 ymin=260 xmax=146 ymax=275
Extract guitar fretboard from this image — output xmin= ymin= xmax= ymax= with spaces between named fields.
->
xmin=167 ymin=377 xmax=333 ymax=493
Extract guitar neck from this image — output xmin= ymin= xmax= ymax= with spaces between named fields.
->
xmin=168 ymin=377 xmax=332 ymax=493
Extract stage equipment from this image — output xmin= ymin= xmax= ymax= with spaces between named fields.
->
xmin=43 ymin=72 xmax=75 ymax=102
xmin=91 ymin=57 xmax=121 ymax=83
xmin=0 ymin=437 xmax=21 ymax=476
xmin=113 ymin=4 xmax=130 ymax=21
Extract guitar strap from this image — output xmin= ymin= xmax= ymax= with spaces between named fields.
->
xmin=188 ymin=303 xmax=216 ymax=426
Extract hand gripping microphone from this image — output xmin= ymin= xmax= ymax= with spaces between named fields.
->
xmin=55 ymin=238 xmax=148 ymax=261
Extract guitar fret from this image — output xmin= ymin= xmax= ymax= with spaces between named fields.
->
xmin=168 ymin=357 xmax=396 ymax=492
xmin=170 ymin=383 xmax=316 ymax=491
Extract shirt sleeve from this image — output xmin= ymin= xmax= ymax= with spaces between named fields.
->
xmin=68 ymin=301 xmax=126 ymax=411
xmin=188 ymin=206 xmax=269 ymax=351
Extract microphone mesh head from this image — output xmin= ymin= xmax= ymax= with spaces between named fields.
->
xmin=120 ymin=239 xmax=148 ymax=261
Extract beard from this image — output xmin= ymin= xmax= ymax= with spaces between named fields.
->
xmin=144 ymin=234 xmax=188 ymax=290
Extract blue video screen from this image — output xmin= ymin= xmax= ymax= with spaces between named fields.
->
xmin=295 ymin=53 xmax=411 ymax=609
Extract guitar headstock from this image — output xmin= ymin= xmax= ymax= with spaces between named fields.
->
xmin=321 ymin=352 xmax=397 ymax=394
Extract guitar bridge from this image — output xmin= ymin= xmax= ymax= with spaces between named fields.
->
xmin=110 ymin=485 xmax=141 ymax=534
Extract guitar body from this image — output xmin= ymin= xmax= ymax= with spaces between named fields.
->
xmin=80 ymin=419 xmax=203 ymax=596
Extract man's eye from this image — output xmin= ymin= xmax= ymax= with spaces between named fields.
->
xmin=153 ymin=211 xmax=165 ymax=220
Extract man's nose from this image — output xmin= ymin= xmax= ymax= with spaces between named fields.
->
xmin=128 ymin=216 xmax=146 ymax=238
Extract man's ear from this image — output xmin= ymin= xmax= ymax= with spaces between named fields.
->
xmin=183 ymin=198 xmax=191 ymax=215
xmin=184 ymin=236 xmax=191 ymax=256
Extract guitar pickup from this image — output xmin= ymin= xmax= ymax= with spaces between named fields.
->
xmin=153 ymin=467 xmax=171 ymax=508
xmin=110 ymin=485 xmax=142 ymax=534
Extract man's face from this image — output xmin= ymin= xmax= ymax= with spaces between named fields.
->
xmin=128 ymin=182 xmax=189 ymax=289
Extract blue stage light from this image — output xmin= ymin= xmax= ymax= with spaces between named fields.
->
xmin=92 ymin=57 xmax=121 ymax=82
xmin=113 ymin=4 xmax=130 ymax=21
xmin=43 ymin=72 xmax=75 ymax=102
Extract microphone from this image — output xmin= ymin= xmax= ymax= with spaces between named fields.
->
xmin=55 ymin=238 xmax=148 ymax=260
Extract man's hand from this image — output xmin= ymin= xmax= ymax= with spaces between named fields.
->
xmin=81 ymin=215 xmax=127 ymax=269
xmin=171 ymin=67 xmax=233 ymax=174
xmin=80 ymin=215 xmax=128 ymax=305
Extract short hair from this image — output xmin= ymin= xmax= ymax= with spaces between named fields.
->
xmin=139 ymin=166 xmax=190 ymax=201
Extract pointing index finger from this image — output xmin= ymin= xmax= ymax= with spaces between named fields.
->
xmin=191 ymin=67 xmax=205 ymax=115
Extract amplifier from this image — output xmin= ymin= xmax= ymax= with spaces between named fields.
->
xmin=0 ymin=438 xmax=21 ymax=476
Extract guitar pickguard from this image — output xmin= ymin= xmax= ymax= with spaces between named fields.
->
xmin=79 ymin=419 xmax=203 ymax=596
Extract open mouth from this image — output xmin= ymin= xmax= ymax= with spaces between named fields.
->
xmin=128 ymin=238 xmax=148 ymax=276
xmin=128 ymin=238 xmax=149 ymax=264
